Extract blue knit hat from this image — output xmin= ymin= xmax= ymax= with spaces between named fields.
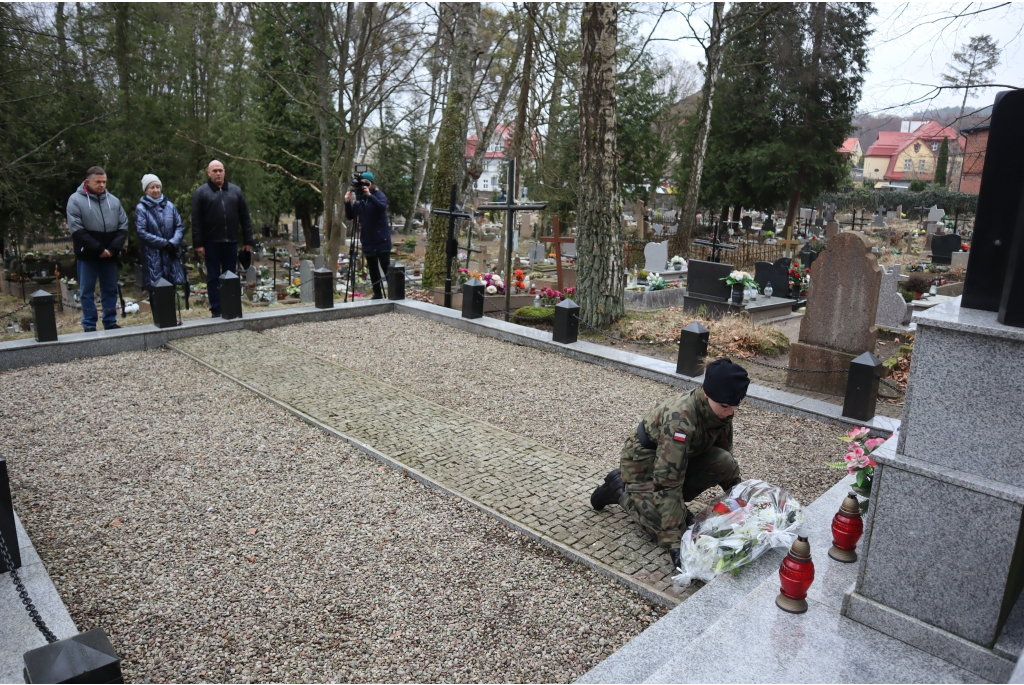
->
xmin=361 ymin=171 xmax=375 ymax=184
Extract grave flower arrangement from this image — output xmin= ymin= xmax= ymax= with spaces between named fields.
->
xmin=513 ymin=269 xmax=529 ymax=293
xmin=482 ymin=272 xmax=505 ymax=295
xmin=670 ymin=255 xmax=686 ymax=266
xmin=646 ymin=272 xmax=666 ymax=291
xmin=539 ymin=286 xmax=562 ymax=306
xmin=456 ymin=267 xmax=471 ymax=286
xmin=721 ymin=270 xmax=757 ymax=288
xmin=788 ymin=263 xmax=810 ymax=297
xmin=673 ymin=479 xmax=803 ymax=587
xmin=827 ymin=426 xmax=885 ymax=495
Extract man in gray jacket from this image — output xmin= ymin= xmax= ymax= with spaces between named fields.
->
xmin=67 ymin=166 xmax=128 ymax=331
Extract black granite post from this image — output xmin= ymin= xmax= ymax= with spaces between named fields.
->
xmin=151 ymin=278 xmax=178 ymax=329
xmin=552 ymin=299 xmax=579 ymax=344
xmin=23 ymin=628 xmax=123 ymax=684
xmin=30 ymin=290 xmax=57 ymax=342
xmin=0 ymin=456 xmax=21 ymax=573
xmin=997 ymin=185 xmax=1024 ymax=327
xmin=461 ymin=278 xmax=484 ymax=319
xmin=313 ymin=267 xmax=334 ymax=309
xmin=962 ymin=90 xmax=1024 ymax=311
xmin=842 ymin=352 xmax=882 ymax=422
xmin=387 ymin=265 xmax=405 ymax=301
xmin=676 ymin=322 xmax=710 ymax=377
xmin=219 ymin=271 xmax=242 ymax=320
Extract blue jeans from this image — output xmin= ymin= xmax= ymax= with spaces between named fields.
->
xmin=77 ymin=258 xmax=119 ymax=330
xmin=204 ymin=242 xmax=238 ymax=315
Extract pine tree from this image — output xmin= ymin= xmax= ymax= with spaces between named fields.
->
xmin=934 ymin=137 xmax=950 ymax=187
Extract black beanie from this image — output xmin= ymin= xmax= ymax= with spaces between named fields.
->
xmin=703 ymin=358 xmax=749 ymax=406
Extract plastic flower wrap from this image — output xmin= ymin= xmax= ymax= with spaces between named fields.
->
xmin=673 ymin=479 xmax=803 ymax=587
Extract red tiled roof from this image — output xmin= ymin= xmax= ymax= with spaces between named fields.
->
xmin=865 ymin=131 xmax=915 ymax=157
xmin=465 ymin=125 xmax=514 ymax=159
xmin=839 ymin=137 xmax=860 ymax=154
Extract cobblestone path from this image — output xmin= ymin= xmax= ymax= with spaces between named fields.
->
xmin=170 ymin=330 xmax=690 ymax=604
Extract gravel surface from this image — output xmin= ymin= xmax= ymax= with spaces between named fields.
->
xmin=265 ymin=313 xmax=849 ymax=507
xmin=1 ymin=352 xmax=665 ymax=683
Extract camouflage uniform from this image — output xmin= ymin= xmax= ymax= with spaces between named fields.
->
xmin=619 ymin=387 xmax=741 ymax=550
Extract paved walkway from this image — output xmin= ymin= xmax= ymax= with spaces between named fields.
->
xmin=169 ymin=330 xmax=691 ymax=605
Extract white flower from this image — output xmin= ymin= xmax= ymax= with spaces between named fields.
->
xmin=486 ymin=285 xmax=497 ymax=294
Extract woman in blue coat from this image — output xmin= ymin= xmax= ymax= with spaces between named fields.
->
xmin=135 ymin=174 xmax=186 ymax=290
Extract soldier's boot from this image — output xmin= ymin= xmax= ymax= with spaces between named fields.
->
xmin=670 ymin=548 xmax=682 ymax=571
xmin=590 ymin=469 xmax=624 ymax=511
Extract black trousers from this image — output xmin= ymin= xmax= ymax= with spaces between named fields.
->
xmin=365 ymin=251 xmax=390 ymax=299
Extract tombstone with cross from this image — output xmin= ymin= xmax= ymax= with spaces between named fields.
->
xmin=539 ymin=217 xmax=575 ymax=292
xmin=476 ymin=158 xmax=546 ymax=320
xmin=430 ymin=184 xmax=473 ymax=308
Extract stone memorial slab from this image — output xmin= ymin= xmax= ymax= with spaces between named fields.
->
xmin=787 ymin=232 xmax=881 ymax=395
xmin=562 ymin=240 xmax=577 ymax=259
xmin=300 ymin=260 xmax=314 ymax=303
xmin=663 ymin=210 xmax=677 ymax=223
xmin=666 ymin=224 xmax=678 ymax=235
xmin=245 ymin=265 xmax=258 ymax=287
xmin=924 ymin=221 xmax=939 ymax=235
xmin=825 ymin=220 xmax=840 ymax=240
xmin=799 ymin=244 xmax=820 ymax=271
xmin=753 ymin=258 xmax=792 ymax=298
xmin=875 ymin=265 xmax=908 ymax=329
xmin=952 ymin=251 xmax=969 ymax=270
xmin=741 ymin=216 xmax=753 ymax=231
xmin=927 ymin=205 xmax=945 ymax=222
xmin=685 ymin=260 xmax=733 ymax=301
xmin=930 ymin=234 xmax=961 ymax=265
xmin=651 ymin=223 xmax=664 ymax=237
xmin=527 ymin=242 xmax=546 ymax=263
xmin=799 ymin=207 xmax=813 ymax=221
xmin=872 ymin=212 xmax=886 ymax=227
xmin=314 ymin=255 xmax=324 ymax=269
xmin=520 ymin=212 xmax=533 ymax=239
xmin=643 ymin=241 xmax=669 ymax=273
xmin=762 ymin=217 xmax=775 ymax=234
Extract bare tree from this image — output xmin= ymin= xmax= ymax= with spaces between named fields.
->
xmin=943 ymin=34 xmax=1000 ymax=190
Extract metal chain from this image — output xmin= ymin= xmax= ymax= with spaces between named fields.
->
xmin=571 ymin=313 xmax=677 ymax=346
xmin=706 ymin=340 xmax=849 ymax=374
xmin=0 ymin=302 xmax=31 ymax=323
xmin=0 ymin=527 xmax=57 ymax=643
xmin=877 ymin=376 xmax=906 ymax=395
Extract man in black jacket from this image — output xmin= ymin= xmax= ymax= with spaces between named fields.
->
xmin=191 ymin=160 xmax=255 ymax=317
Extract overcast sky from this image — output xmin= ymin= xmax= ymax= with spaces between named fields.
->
xmin=644 ymin=2 xmax=1024 ymax=117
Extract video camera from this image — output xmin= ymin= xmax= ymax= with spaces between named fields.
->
xmin=350 ymin=163 xmax=371 ymax=195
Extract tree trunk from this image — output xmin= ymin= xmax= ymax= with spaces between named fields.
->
xmin=407 ymin=23 xmax=446 ymax=231
xmin=669 ymin=2 xmax=725 ymax=259
xmin=577 ymin=2 xmax=622 ymax=329
xmin=424 ymin=3 xmax=479 ymax=289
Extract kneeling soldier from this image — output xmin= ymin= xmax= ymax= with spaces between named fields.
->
xmin=590 ymin=358 xmax=750 ymax=570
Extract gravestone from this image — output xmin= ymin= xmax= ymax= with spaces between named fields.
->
xmin=652 ymin=223 xmax=664 ymax=237
xmin=527 ymin=242 xmax=546 ymax=263
xmin=952 ymin=251 xmax=969 ymax=270
xmin=762 ymin=217 xmax=775 ymax=234
xmin=924 ymin=221 xmax=939 ymax=235
xmin=562 ymin=239 xmax=577 ymax=259
xmin=520 ymin=212 xmax=533 ymax=239
xmin=414 ymin=233 xmax=426 ymax=259
xmin=787 ymin=232 xmax=882 ymax=395
xmin=754 ymin=258 xmax=792 ymax=298
xmin=799 ymin=244 xmax=820 ymax=271
xmin=875 ymin=264 xmax=909 ymax=329
xmin=666 ymin=224 xmax=678 ymax=235
xmin=886 ymin=210 xmax=897 ymax=220
xmin=300 ymin=260 xmax=314 ymax=303
xmin=663 ymin=210 xmax=677 ymax=223
xmin=872 ymin=211 xmax=886 ymax=227
xmin=799 ymin=207 xmax=813 ymax=222
xmin=825 ymin=220 xmax=841 ymax=240
xmin=643 ymin=241 xmax=668 ymax=273
xmin=684 ymin=260 xmax=733 ymax=301
xmin=930 ymin=233 xmax=961 ymax=265
xmin=314 ymin=255 xmax=324 ymax=269
xmin=245 ymin=265 xmax=258 ymax=287
xmin=927 ymin=205 xmax=945 ymax=223
xmin=741 ymin=216 xmax=753 ymax=231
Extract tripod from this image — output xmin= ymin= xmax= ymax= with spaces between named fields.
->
xmin=345 ymin=216 xmax=361 ymax=303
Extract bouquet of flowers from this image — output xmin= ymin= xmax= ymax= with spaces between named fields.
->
xmin=647 ymin=272 xmax=666 ymax=291
xmin=721 ymin=270 xmax=757 ymax=288
xmin=481 ymin=272 xmax=505 ymax=295
xmin=827 ymin=426 xmax=885 ymax=493
xmin=513 ymin=269 xmax=529 ymax=293
xmin=457 ymin=267 xmax=471 ymax=286
xmin=789 ymin=262 xmax=810 ymax=297
xmin=539 ymin=286 xmax=562 ymax=306
xmin=673 ymin=479 xmax=803 ymax=587
xmin=670 ymin=256 xmax=686 ymax=266
xmin=562 ymin=286 xmax=576 ymax=302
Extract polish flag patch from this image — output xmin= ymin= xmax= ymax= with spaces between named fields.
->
xmin=673 ymin=432 xmax=687 ymax=443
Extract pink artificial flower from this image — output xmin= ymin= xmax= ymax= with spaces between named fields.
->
xmin=847 ymin=464 xmax=857 ymax=475
xmin=864 ymin=437 xmax=885 ymax=451
xmin=848 ymin=427 xmax=870 ymax=439
xmin=844 ymin=451 xmax=858 ymax=463
xmin=850 ymin=446 xmax=865 ymax=458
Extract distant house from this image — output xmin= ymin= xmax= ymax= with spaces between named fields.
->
xmin=839 ymin=137 xmax=863 ymax=159
xmin=959 ymin=124 xmax=989 ymax=194
xmin=862 ymin=121 xmax=964 ymax=188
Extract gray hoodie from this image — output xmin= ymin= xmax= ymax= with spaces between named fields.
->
xmin=67 ymin=183 xmax=129 ymax=261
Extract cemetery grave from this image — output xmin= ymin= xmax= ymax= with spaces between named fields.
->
xmin=0 ymin=350 xmax=666 ymax=683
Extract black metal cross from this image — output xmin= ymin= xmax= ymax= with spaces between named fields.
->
xmin=476 ymin=158 xmax=546 ymax=321
xmin=693 ymin=218 xmax=737 ymax=263
xmin=431 ymin=184 xmax=473 ymax=308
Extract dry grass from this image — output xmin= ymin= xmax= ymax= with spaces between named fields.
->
xmin=610 ymin=307 xmax=791 ymax=358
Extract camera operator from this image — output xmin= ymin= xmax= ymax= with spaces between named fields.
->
xmin=344 ymin=171 xmax=392 ymax=299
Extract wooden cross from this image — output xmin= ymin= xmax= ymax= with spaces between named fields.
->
xmin=779 ymin=222 xmax=801 ymax=258
xmin=539 ymin=216 xmax=575 ymax=291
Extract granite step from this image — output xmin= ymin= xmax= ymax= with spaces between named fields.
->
xmin=579 ymin=473 xmax=991 ymax=684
